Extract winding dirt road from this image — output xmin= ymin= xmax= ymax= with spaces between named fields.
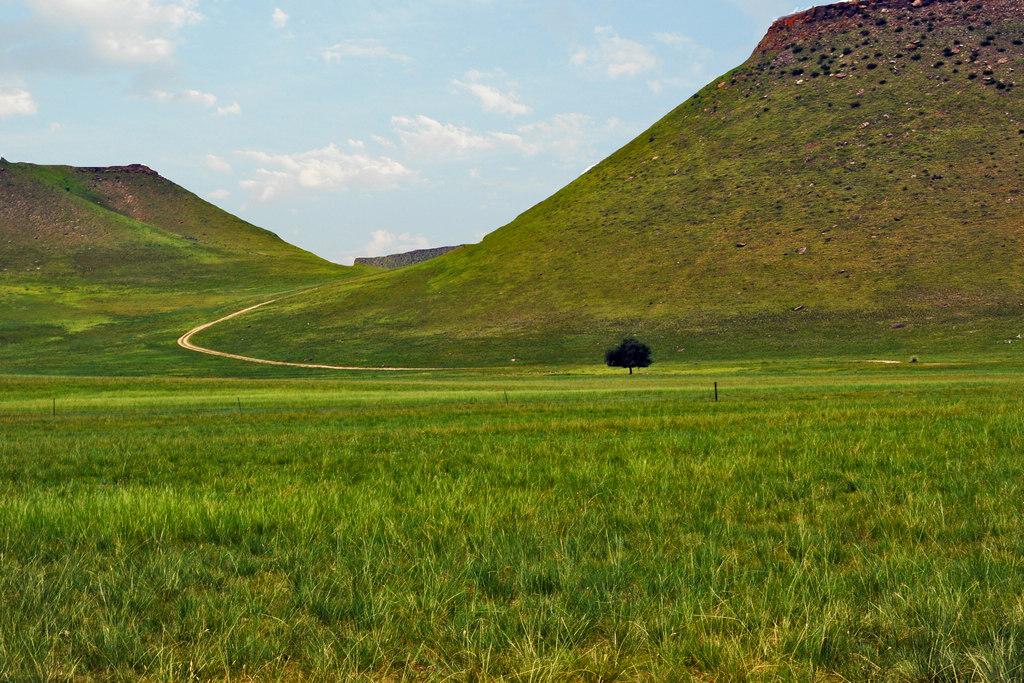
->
xmin=177 ymin=299 xmax=437 ymax=371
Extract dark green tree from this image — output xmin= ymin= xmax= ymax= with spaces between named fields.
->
xmin=605 ymin=338 xmax=652 ymax=374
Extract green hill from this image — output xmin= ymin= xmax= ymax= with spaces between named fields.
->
xmin=194 ymin=0 xmax=1024 ymax=367
xmin=0 ymin=161 xmax=354 ymax=374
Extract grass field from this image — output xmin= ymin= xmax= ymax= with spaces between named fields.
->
xmin=6 ymin=6 xmax=1024 ymax=680
xmin=3 ymin=361 xmax=1023 ymax=681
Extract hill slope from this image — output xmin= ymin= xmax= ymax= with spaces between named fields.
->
xmin=195 ymin=0 xmax=1024 ymax=367
xmin=0 ymin=161 xmax=342 ymax=284
xmin=0 ymin=161 xmax=355 ymax=374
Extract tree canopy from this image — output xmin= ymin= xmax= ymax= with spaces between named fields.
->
xmin=605 ymin=338 xmax=652 ymax=374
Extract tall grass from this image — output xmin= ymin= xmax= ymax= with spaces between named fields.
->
xmin=1 ymin=367 xmax=1023 ymax=680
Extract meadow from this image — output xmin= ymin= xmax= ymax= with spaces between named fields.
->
xmin=2 ymin=361 xmax=1023 ymax=681
xmin=5 ymin=8 xmax=1024 ymax=682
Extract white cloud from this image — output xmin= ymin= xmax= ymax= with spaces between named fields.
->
xmin=392 ymin=115 xmax=521 ymax=159
xmin=387 ymin=112 xmax=614 ymax=165
xmin=334 ymin=230 xmax=432 ymax=265
xmin=321 ymin=40 xmax=412 ymax=64
xmin=205 ymin=154 xmax=233 ymax=173
xmin=453 ymin=74 xmax=532 ymax=117
xmin=153 ymin=90 xmax=239 ymax=115
xmin=571 ymin=26 xmax=658 ymax=79
xmin=271 ymin=8 xmax=290 ymax=29
xmin=206 ymin=189 xmax=230 ymax=200
xmin=155 ymin=88 xmax=217 ymax=107
xmin=655 ymin=32 xmax=698 ymax=50
xmin=26 ymin=0 xmax=202 ymax=64
xmin=238 ymin=143 xmax=417 ymax=202
xmin=217 ymin=101 xmax=241 ymax=116
xmin=515 ymin=113 xmax=599 ymax=163
xmin=0 ymin=87 xmax=38 ymax=118
xmin=360 ymin=229 xmax=430 ymax=257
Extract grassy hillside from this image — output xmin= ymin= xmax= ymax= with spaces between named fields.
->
xmin=0 ymin=161 xmax=357 ymax=375
xmin=196 ymin=0 xmax=1024 ymax=368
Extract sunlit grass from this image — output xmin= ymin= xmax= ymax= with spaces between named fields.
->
xmin=2 ymin=365 xmax=1023 ymax=680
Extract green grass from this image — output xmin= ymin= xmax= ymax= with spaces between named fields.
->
xmin=3 ymin=362 xmax=1024 ymax=681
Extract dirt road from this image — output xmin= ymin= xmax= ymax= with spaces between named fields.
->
xmin=177 ymin=299 xmax=437 ymax=371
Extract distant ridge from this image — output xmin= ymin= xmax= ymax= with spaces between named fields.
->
xmin=355 ymin=245 xmax=466 ymax=270
xmin=0 ymin=160 xmax=341 ymax=278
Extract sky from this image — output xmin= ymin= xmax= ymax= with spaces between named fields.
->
xmin=0 ymin=0 xmax=813 ymax=264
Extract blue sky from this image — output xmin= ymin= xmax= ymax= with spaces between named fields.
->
xmin=0 ymin=0 xmax=811 ymax=263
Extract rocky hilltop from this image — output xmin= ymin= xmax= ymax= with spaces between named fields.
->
xmin=757 ymin=0 xmax=1024 ymax=53
xmin=78 ymin=164 xmax=161 ymax=176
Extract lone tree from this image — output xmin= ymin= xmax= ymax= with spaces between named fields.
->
xmin=605 ymin=338 xmax=652 ymax=374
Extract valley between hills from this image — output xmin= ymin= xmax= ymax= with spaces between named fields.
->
xmin=3 ymin=1 xmax=1024 ymax=681
xmin=187 ymin=0 xmax=1024 ymax=370
xmin=8 ymin=1 xmax=1024 ymax=373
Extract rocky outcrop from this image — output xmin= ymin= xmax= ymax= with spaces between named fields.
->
xmin=80 ymin=164 xmax=161 ymax=176
xmin=756 ymin=0 xmax=1024 ymax=54
xmin=355 ymin=245 xmax=466 ymax=270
